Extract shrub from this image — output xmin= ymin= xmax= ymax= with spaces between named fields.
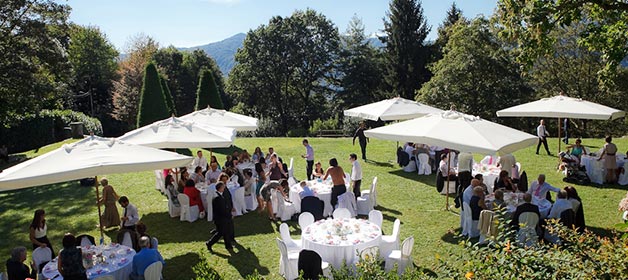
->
xmin=137 ymin=62 xmax=169 ymax=127
xmin=309 ymin=117 xmax=340 ymax=136
xmin=195 ymin=69 xmax=224 ymax=110
xmin=287 ymin=128 xmax=309 ymax=137
xmin=254 ymin=117 xmax=282 ymax=137
xmin=342 ymin=116 xmax=363 ymax=136
xmin=0 ymin=109 xmax=102 ymax=153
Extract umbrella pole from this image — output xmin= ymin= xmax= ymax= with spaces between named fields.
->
xmin=445 ymin=152 xmax=451 ymax=211
xmin=558 ymin=118 xmax=562 ymax=155
xmin=94 ymin=176 xmax=104 ymax=244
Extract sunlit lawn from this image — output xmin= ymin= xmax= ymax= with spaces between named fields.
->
xmin=1 ymin=137 xmax=627 ymax=279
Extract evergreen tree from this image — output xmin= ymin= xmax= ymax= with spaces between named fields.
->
xmin=434 ymin=3 xmax=464 ymax=59
xmin=136 ymin=62 xmax=169 ymax=127
xmin=160 ymin=75 xmax=176 ymax=116
xmin=381 ymin=0 xmax=431 ymax=100
xmin=195 ymin=69 xmax=224 ymax=110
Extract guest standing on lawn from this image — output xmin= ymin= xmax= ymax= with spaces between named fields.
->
xmin=353 ymin=122 xmax=369 ymax=160
xmin=206 ymin=182 xmax=234 ymax=252
xmin=98 ymin=178 xmax=120 ymax=229
xmin=349 ymin=153 xmax=362 ymax=199
xmin=29 ymin=209 xmax=55 ymax=259
xmin=302 ymin=139 xmax=314 ymax=180
xmin=119 ymin=196 xmax=139 ymax=231
xmin=536 ymin=119 xmax=551 ymax=155
xmin=324 ymin=158 xmax=346 ymax=209
xmin=598 ymin=136 xmax=618 ymax=184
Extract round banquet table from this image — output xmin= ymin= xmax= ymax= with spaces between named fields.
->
xmin=580 ymin=154 xmax=626 ymax=185
xmin=471 ymin=163 xmax=501 ymax=193
xmin=302 ymin=218 xmax=382 ymax=268
xmin=198 ymin=182 xmax=246 ymax=216
xmin=289 ymin=179 xmax=334 ymax=216
xmin=42 ymin=244 xmax=136 ymax=280
xmin=485 ymin=192 xmax=551 ymax=218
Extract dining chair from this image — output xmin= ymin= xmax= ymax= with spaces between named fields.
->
xmin=385 ymin=236 xmax=414 ymax=274
xmin=144 ymin=261 xmax=163 ymax=280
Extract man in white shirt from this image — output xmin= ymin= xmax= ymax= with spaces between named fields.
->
xmin=118 ymin=196 xmax=139 ymax=230
xmin=456 ymin=152 xmax=474 ymax=208
xmin=548 ymin=190 xmax=573 ymax=219
xmin=349 ymin=153 xmax=362 ymax=199
xmin=528 ymin=174 xmax=560 ymax=201
xmin=404 ymin=143 xmax=416 ymax=160
xmin=536 ymin=119 xmax=551 ymax=155
xmin=302 ymin=139 xmax=315 ymax=180
xmin=192 ymin=150 xmax=208 ymax=173
xmin=205 ymin=162 xmax=222 ymax=183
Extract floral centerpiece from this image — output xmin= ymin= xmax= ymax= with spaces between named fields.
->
xmin=331 ymin=219 xmax=353 ymax=240
xmin=82 ymin=251 xmax=95 ymax=269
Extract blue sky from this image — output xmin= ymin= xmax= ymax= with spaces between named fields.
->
xmin=63 ymin=0 xmax=497 ymax=51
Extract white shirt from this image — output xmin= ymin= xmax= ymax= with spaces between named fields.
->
xmin=457 ymin=152 xmax=473 ymax=172
xmin=205 ymin=168 xmax=222 ymax=183
xmin=463 ymin=185 xmax=474 ymax=206
xmin=122 ymin=203 xmax=139 ymax=227
xmin=351 ymin=160 xmax=362 ymax=181
xmin=527 ymin=181 xmax=560 ymax=200
xmin=405 ymin=145 xmax=416 ymax=158
xmin=537 ymin=124 xmax=548 ymax=138
xmin=548 ymin=198 xmax=573 ymax=219
xmin=497 ymin=154 xmax=516 ymax=172
xmin=439 ymin=160 xmax=454 ymax=176
xmin=192 ymin=156 xmax=208 ymax=172
xmin=304 ymin=145 xmax=314 ymax=161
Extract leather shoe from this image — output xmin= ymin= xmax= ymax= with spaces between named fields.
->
xmin=205 ymin=241 xmax=213 ymax=253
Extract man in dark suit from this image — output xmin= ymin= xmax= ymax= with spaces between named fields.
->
xmin=509 ymin=193 xmax=541 ymax=230
xmin=206 ymin=182 xmax=233 ymax=252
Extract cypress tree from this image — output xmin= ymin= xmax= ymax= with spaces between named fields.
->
xmin=160 ymin=75 xmax=176 ymax=116
xmin=195 ymin=69 xmax=224 ymax=110
xmin=136 ymin=62 xmax=169 ymax=127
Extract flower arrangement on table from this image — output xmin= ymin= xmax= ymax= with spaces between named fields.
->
xmin=331 ymin=219 xmax=354 ymax=240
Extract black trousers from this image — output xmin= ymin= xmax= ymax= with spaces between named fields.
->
xmin=208 ymin=219 xmax=233 ymax=249
xmin=456 ymin=171 xmax=472 ymax=207
xmin=536 ymin=137 xmax=550 ymax=154
xmin=306 ymin=160 xmax=314 ymax=180
xmin=353 ymin=179 xmax=362 ymax=198
xmin=359 ymin=140 xmax=367 ymax=160
xmin=331 ymin=184 xmax=347 ymax=209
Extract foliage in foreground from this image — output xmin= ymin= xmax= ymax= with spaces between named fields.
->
xmin=438 ymin=212 xmax=628 ymax=279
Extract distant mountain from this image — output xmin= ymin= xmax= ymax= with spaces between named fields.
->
xmin=179 ymin=33 xmax=246 ymax=76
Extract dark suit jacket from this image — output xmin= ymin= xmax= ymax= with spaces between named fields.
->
xmin=212 ymin=192 xmax=232 ymax=223
xmin=6 ymin=259 xmax=36 ymax=280
xmin=510 ymin=202 xmax=540 ymax=229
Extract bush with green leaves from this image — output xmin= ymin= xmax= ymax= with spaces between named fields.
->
xmin=309 ymin=118 xmax=340 ymax=136
xmin=137 ymin=62 xmax=169 ymax=127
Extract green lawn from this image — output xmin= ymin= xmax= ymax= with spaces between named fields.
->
xmin=1 ymin=137 xmax=627 ymax=279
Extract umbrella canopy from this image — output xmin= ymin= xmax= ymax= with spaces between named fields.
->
xmin=180 ymin=107 xmax=258 ymax=131
xmin=118 ymin=117 xmax=236 ymax=149
xmin=0 ymin=135 xmax=193 ymax=191
xmin=496 ymin=95 xmax=625 ymax=120
xmin=364 ymin=110 xmax=537 ymax=155
xmin=343 ymin=97 xmax=443 ymax=121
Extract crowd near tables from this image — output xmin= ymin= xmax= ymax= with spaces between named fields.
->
xmin=42 ymin=244 xmax=136 ymax=280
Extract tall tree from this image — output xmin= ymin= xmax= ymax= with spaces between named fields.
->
xmin=67 ymin=25 xmax=118 ymax=118
xmin=160 ymin=75 xmax=176 ymax=116
xmin=336 ymin=16 xmax=385 ymax=111
xmin=195 ymin=69 xmax=224 ymax=110
xmin=229 ymin=9 xmax=340 ymax=134
xmin=136 ymin=62 xmax=168 ymax=127
xmin=434 ymin=3 xmax=464 ymax=60
xmin=496 ymin=0 xmax=628 ymax=72
xmin=381 ymin=0 xmax=431 ymax=100
xmin=417 ymin=18 xmax=532 ymax=121
xmin=112 ymin=34 xmax=159 ymax=128
xmin=0 ymin=0 xmax=71 ymax=125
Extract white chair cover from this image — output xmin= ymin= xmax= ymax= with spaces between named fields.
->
xmin=298 ymin=212 xmax=315 ymax=230
xmin=271 ymin=188 xmax=279 ymax=215
xmin=618 ymin=168 xmax=628 ymax=186
xmin=480 ymin=155 xmax=494 ymax=165
xmin=288 ymin=158 xmax=295 ymax=179
xmin=403 ymin=160 xmax=417 ymax=172
xmin=32 ymin=247 xmax=51 ymax=276
xmin=517 ymin=212 xmax=539 ymax=247
xmin=206 ymin=190 xmax=216 ymax=222
xmin=461 ymin=202 xmax=471 ymax=237
xmin=344 ymin=172 xmax=351 ymax=185
xmin=151 ymin=237 xmax=158 ymax=250
xmin=478 ymin=210 xmax=495 ymax=244
xmin=165 ymin=190 xmax=180 ymax=218
xmin=121 ymin=231 xmax=133 ymax=248
xmin=276 ymin=238 xmax=299 ymax=280
xmin=93 ymin=275 xmax=115 ymax=280
xmin=357 ymin=246 xmax=380 ymax=264
xmin=274 ymin=190 xmax=297 ymax=221
xmin=0 ymin=272 xmax=7 ymax=280
xmin=440 ymin=178 xmax=456 ymax=195
xmin=232 ymin=186 xmax=247 ymax=216
xmin=417 ymin=154 xmax=431 ymax=175
xmin=154 ymin=170 xmax=165 ymax=193
xmin=360 ymin=177 xmax=378 ymax=207
xmin=379 ymin=219 xmax=400 ymax=258
xmin=368 ymin=210 xmax=383 ymax=229
xmin=144 ymin=261 xmax=163 ymax=280
xmin=177 ymin=193 xmax=199 ymax=222
xmin=80 ymin=236 xmax=94 ymax=247
xmin=357 ymin=179 xmax=376 ymax=215
xmin=280 ymin=223 xmax=302 ymax=252
xmin=385 ymin=236 xmax=414 ymax=274
xmin=332 ymin=208 xmax=352 ymax=219
xmin=336 ymin=192 xmax=357 ymax=217
xmin=245 ymin=183 xmax=258 ymax=211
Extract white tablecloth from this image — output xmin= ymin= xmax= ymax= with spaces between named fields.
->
xmin=485 ymin=192 xmax=551 ymax=218
xmin=237 ymin=162 xmax=256 ymax=176
xmin=42 ymin=244 xmax=136 ymax=280
xmin=471 ymin=163 xmax=501 ymax=192
xmin=198 ymin=182 xmax=246 ymax=216
xmin=302 ymin=218 xmax=382 ymax=267
xmin=580 ymin=154 xmax=626 ymax=184
xmin=289 ymin=179 xmax=334 ymax=216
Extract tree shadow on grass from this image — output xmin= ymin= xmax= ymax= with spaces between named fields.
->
xmin=587 ymin=226 xmax=614 ymax=238
xmin=585 ymin=182 xmax=628 ymax=191
xmin=387 ymin=170 xmax=437 ymax=187
xmin=440 ymin=228 xmax=461 ymax=245
xmin=164 ymin=252 xmax=204 ymax=279
xmin=366 ymin=159 xmax=394 ymax=168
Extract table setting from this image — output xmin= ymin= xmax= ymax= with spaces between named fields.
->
xmin=289 ymin=178 xmax=335 ymax=216
xmin=42 ymin=244 xmax=136 ymax=280
xmin=485 ymin=192 xmax=551 ymax=218
xmin=580 ymin=153 xmax=626 ymax=184
xmin=301 ymin=218 xmax=382 ymax=267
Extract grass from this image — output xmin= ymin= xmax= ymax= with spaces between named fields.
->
xmin=1 ymin=137 xmax=627 ymax=279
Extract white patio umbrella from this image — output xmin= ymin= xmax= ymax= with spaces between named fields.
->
xmin=118 ymin=116 xmax=236 ymax=149
xmin=364 ymin=110 xmax=537 ymax=209
xmin=497 ymin=94 xmax=625 ymax=152
xmin=0 ymin=135 xmax=193 ymax=241
xmin=343 ymin=97 xmax=443 ymax=121
xmin=180 ymin=106 xmax=258 ymax=132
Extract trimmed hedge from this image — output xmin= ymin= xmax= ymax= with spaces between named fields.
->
xmin=0 ymin=109 xmax=102 ymax=153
